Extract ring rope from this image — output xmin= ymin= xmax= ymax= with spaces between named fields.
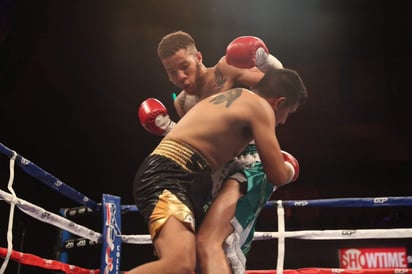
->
xmin=0 ymin=150 xmax=17 ymax=273
xmin=0 ymin=189 xmax=102 ymax=242
xmin=2 ymin=142 xmax=412 ymax=273
xmin=276 ymin=200 xmax=286 ymax=273
xmin=0 ymin=142 xmax=99 ymax=211
xmin=254 ymin=228 xmax=412 ymax=240
xmin=267 ymin=197 xmax=412 ymax=208
xmin=0 ymin=247 xmax=99 ymax=273
xmin=112 ymin=196 xmax=412 ymax=214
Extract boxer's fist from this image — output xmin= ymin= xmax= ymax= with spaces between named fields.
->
xmin=226 ymin=36 xmax=269 ymax=68
xmin=138 ymin=98 xmax=176 ymax=136
xmin=281 ymin=150 xmax=300 ymax=182
xmin=226 ymin=36 xmax=283 ymax=72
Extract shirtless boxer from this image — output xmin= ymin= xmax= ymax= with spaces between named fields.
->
xmin=137 ymin=31 xmax=305 ymax=273
xmin=139 ymin=31 xmax=302 ymax=273
xmin=130 ymin=68 xmax=308 ymax=274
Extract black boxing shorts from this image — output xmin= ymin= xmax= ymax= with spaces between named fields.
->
xmin=133 ymin=139 xmax=213 ymax=240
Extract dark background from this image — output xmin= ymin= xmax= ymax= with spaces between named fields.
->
xmin=1 ymin=0 xmax=412 ymax=272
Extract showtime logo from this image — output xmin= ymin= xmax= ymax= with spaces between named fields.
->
xmin=339 ymin=247 xmax=408 ymax=269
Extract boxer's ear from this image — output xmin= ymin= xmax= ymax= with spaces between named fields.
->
xmin=271 ymin=97 xmax=286 ymax=111
xmin=196 ymin=51 xmax=202 ymax=62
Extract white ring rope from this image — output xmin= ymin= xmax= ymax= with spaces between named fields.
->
xmin=0 ymin=189 xmax=101 ymax=242
xmin=3 ymin=189 xmax=412 ymax=245
xmin=0 ymin=151 xmax=17 ymax=273
xmin=254 ymin=228 xmax=412 ymax=240
xmin=276 ymin=200 xmax=286 ymax=273
xmin=2 ymin=188 xmax=412 ymax=274
xmin=1 ymin=189 xmax=412 ymax=245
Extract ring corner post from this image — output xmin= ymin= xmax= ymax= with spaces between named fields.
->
xmin=100 ymin=194 xmax=122 ymax=274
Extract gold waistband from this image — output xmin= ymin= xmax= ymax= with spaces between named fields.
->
xmin=151 ymin=139 xmax=211 ymax=173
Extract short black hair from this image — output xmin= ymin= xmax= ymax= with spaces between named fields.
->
xmin=253 ymin=68 xmax=308 ymax=106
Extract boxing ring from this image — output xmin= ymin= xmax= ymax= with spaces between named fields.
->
xmin=1 ymin=142 xmax=412 ymax=274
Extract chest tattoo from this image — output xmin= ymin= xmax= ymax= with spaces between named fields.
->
xmin=179 ymin=93 xmax=188 ymax=114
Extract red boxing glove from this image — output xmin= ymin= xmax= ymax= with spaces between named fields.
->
xmin=281 ymin=150 xmax=300 ymax=183
xmin=226 ymin=36 xmax=283 ymax=72
xmin=138 ymin=98 xmax=176 ymax=136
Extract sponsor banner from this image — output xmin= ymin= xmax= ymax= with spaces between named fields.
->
xmin=339 ymin=247 xmax=408 ymax=269
xmin=100 ymin=194 xmax=122 ymax=274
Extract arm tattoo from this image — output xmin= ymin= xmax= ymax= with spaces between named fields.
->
xmin=209 ymin=88 xmax=242 ymax=108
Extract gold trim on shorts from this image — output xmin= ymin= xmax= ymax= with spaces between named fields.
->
xmin=151 ymin=139 xmax=211 ymax=172
xmin=149 ymin=189 xmax=195 ymax=240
